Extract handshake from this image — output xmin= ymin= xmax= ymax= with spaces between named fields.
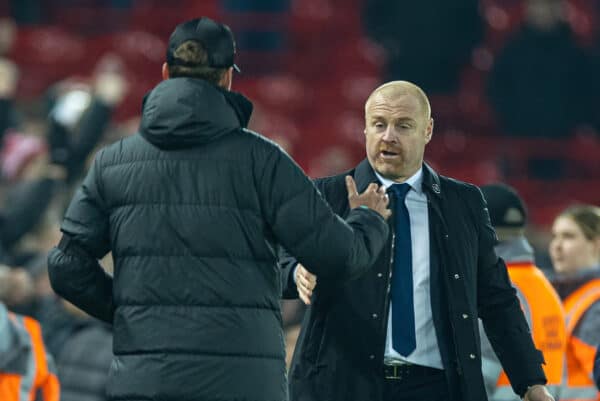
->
xmin=295 ymin=175 xmax=391 ymax=305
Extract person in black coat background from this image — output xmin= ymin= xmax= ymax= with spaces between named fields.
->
xmin=282 ymin=80 xmax=554 ymax=401
xmin=46 ymin=17 xmax=391 ymax=401
xmin=486 ymin=0 xmax=595 ymax=139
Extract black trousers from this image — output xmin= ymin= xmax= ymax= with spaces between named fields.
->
xmin=382 ymin=365 xmax=450 ymax=401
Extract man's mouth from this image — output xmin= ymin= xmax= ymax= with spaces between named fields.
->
xmin=379 ymin=150 xmax=399 ymax=159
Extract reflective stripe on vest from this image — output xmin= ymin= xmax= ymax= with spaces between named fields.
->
xmin=562 ymin=279 xmax=600 ymax=401
xmin=19 ymin=315 xmax=59 ymax=401
xmin=483 ymin=261 xmax=566 ymax=401
xmin=1 ymin=312 xmax=58 ymax=401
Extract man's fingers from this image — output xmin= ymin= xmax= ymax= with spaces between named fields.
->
xmin=382 ymin=193 xmax=390 ymax=208
xmin=296 ymin=264 xmax=315 ymax=305
xmin=345 ymin=175 xmax=358 ymax=198
xmin=366 ymin=183 xmax=378 ymax=193
xmin=299 ymin=291 xmax=311 ymax=305
xmin=301 ymin=270 xmax=317 ymax=286
xmin=298 ymin=264 xmax=317 ymax=286
xmin=298 ymin=282 xmax=312 ymax=305
xmin=382 ymin=209 xmax=392 ymax=220
xmin=299 ymin=274 xmax=316 ymax=292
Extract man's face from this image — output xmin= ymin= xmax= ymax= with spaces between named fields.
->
xmin=550 ymin=216 xmax=599 ymax=274
xmin=364 ymin=92 xmax=432 ymax=182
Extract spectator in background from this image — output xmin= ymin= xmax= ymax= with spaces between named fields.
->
xmin=479 ymin=184 xmax=566 ymax=401
xmin=549 ymin=205 xmax=600 ymax=400
xmin=0 ymin=18 xmax=15 ymax=56
xmin=0 ymin=63 xmax=125 ymax=251
xmin=47 ymin=55 xmax=128 ymax=182
xmin=0 ymin=135 xmax=65 ymax=264
xmin=20 ymin=236 xmax=113 ymax=401
xmin=363 ymin=0 xmax=483 ymax=94
xmin=0 ymin=51 xmax=125 ymax=265
xmin=550 ymin=205 xmax=600 ymax=290
xmin=487 ymin=0 xmax=595 ymax=138
xmin=0 ymin=263 xmax=35 ymax=313
xmin=0 ymin=18 xmax=18 ymax=139
xmin=0 ymin=58 xmax=18 ymax=137
xmin=0 ymin=267 xmax=60 ymax=401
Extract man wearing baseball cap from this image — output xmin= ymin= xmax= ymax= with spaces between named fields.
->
xmin=479 ymin=184 xmax=566 ymax=401
xmin=47 ymin=17 xmax=392 ymax=401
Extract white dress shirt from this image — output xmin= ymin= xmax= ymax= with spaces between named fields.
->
xmin=376 ymin=168 xmax=443 ymax=369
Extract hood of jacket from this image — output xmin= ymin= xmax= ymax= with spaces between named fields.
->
xmin=139 ymin=77 xmax=253 ymax=150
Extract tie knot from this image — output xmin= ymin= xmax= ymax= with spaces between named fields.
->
xmin=389 ymin=183 xmax=411 ymax=200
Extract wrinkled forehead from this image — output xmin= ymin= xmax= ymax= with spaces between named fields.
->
xmin=365 ymin=91 xmax=422 ymax=120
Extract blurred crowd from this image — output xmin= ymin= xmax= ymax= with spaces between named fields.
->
xmin=0 ymin=0 xmax=598 ymax=400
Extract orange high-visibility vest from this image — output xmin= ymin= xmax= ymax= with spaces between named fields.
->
xmin=0 ymin=312 xmax=60 ymax=401
xmin=484 ymin=261 xmax=566 ymax=401
xmin=561 ymin=279 xmax=600 ymax=401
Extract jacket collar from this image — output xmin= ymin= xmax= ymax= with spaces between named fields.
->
xmin=353 ymin=159 xmax=442 ymax=198
xmin=422 ymin=163 xmax=442 ymax=198
xmin=353 ymin=159 xmax=380 ymax=193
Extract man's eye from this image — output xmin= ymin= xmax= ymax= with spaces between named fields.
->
xmin=374 ymin=122 xmax=384 ymax=128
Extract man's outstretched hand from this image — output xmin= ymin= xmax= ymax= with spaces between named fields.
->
xmin=346 ymin=176 xmax=391 ymax=220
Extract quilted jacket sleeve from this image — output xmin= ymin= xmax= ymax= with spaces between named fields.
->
xmin=255 ymin=144 xmax=388 ymax=281
xmin=47 ymin=151 xmax=114 ymax=323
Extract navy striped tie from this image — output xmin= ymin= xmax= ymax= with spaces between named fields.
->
xmin=389 ymin=183 xmax=416 ymax=356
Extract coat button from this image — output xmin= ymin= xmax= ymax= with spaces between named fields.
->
xmin=462 ymin=314 xmax=469 ymax=319
xmin=469 ymin=354 xmax=476 ymax=359
xmin=372 ymin=313 xmax=378 ymax=319
xmin=369 ymin=354 xmax=375 ymax=360
xmin=454 ymin=274 xmax=460 ymax=279
xmin=377 ymin=273 xmax=383 ymax=278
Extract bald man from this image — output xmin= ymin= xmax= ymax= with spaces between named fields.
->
xmin=281 ymin=81 xmax=553 ymax=401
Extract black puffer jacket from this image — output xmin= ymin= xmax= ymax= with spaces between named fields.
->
xmin=48 ymin=78 xmax=389 ymax=401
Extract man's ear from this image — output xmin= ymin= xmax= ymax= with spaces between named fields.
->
xmin=162 ymin=63 xmax=170 ymax=80
xmin=220 ymin=67 xmax=233 ymax=90
xmin=425 ymin=118 xmax=434 ymax=143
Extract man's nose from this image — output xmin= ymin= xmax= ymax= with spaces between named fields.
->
xmin=381 ymin=127 xmax=397 ymax=142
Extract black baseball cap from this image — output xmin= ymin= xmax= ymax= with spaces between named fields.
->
xmin=480 ymin=183 xmax=527 ymax=229
xmin=166 ymin=17 xmax=240 ymax=72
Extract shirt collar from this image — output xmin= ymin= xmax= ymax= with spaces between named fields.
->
xmin=375 ymin=167 xmax=424 ymax=195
